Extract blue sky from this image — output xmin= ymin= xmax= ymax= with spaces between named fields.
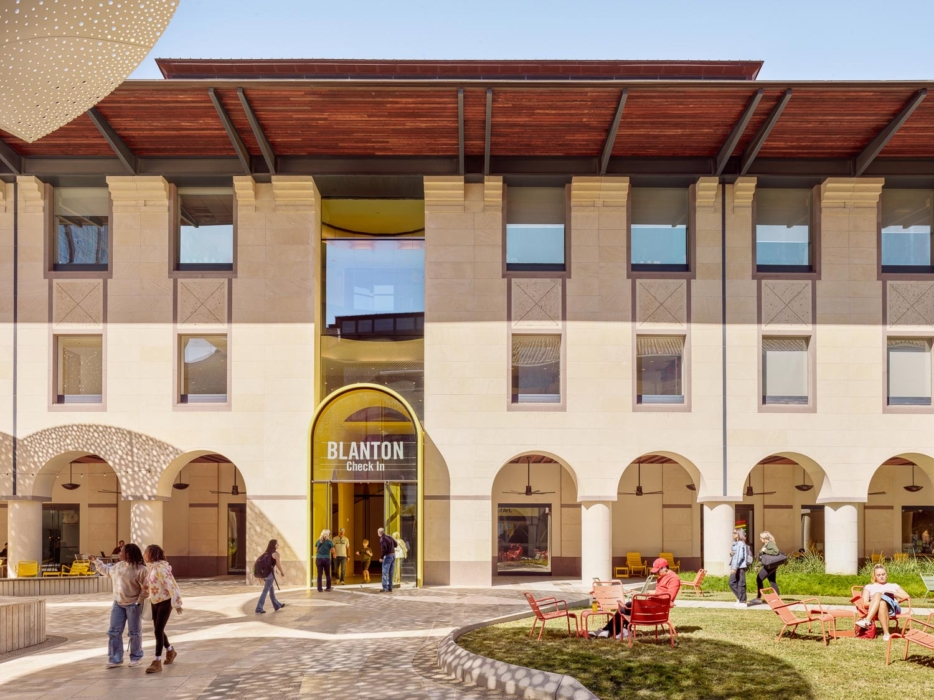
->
xmin=132 ymin=0 xmax=934 ymax=80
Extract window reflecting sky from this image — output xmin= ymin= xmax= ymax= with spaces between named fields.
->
xmin=506 ymin=224 xmax=564 ymax=265
xmin=180 ymin=224 xmax=234 ymax=265
xmin=756 ymin=224 xmax=810 ymax=267
xmin=631 ymin=225 xmax=687 ymax=266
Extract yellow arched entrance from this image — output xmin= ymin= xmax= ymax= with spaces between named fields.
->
xmin=308 ymin=384 xmax=424 ymax=587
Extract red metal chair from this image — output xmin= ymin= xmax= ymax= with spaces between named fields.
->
xmin=681 ymin=569 xmax=708 ymax=597
xmin=581 ymin=580 xmax=625 ymax=637
xmin=761 ymin=587 xmax=835 ymax=646
xmin=623 ymin=593 xmax=676 ymax=647
xmin=852 ymin=585 xmax=913 ymax=635
xmin=886 ymin=613 xmax=934 ymax=666
xmin=523 ymin=592 xmax=580 ymax=641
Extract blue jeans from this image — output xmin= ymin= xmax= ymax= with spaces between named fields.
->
xmin=334 ymin=556 xmax=347 ymax=582
xmin=108 ymin=601 xmax=142 ymax=664
xmin=381 ymin=554 xmax=395 ymax=591
xmin=255 ymin=573 xmax=280 ymax=612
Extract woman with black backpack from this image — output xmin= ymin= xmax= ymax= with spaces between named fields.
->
xmin=254 ymin=539 xmax=285 ymax=614
xmin=750 ymin=531 xmax=786 ymax=605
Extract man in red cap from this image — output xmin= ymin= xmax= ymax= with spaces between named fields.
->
xmin=592 ymin=557 xmax=680 ymax=638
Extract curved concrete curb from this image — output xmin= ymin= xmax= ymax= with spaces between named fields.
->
xmin=437 ymin=598 xmax=597 ymax=700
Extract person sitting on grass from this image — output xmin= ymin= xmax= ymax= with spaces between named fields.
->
xmin=855 ymin=564 xmax=909 ymax=642
xmin=591 ymin=557 xmax=681 ymax=639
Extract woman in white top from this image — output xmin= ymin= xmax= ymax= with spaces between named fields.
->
xmin=856 ymin=564 xmax=909 ymax=641
xmin=392 ymin=531 xmax=407 ymax=585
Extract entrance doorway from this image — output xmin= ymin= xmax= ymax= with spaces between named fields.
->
xmin=42 ymin=504 xmax=80 ymax=566
xmin=310 ymin=386 xmax=423 ymax=586
xmin=227 ymin=504 xmax=247 ymax=575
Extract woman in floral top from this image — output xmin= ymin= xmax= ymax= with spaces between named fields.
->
xmin=142 ymin=544 xmax=183 ymax=674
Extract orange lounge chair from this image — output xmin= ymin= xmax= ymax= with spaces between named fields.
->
xmin=886 ymin=613 xmax=934 ymax=666
xmin=623 ymin=593 xmax=676 ymax=647
xmin=761 ymin=587 xmax=836 ymax=646
xmin=581 ymin=580 xmax=625 ymax=637
xmin=682 ymin=569 xmax=709 ymax=597
xmin=523 ymin=592 xmax=579 ymax=641
xmin=852 ymin=585 xmax=913 ymax=635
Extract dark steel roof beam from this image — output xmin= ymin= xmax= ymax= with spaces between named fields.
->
xmin=715 ymin=89 xmax=763 ymax=176
xmin=208 ymin=88 xmax=251 ymax=175
xmin=457 ymin=88 xmax=465 ymax=176
xmin=483 ymin=88 xmax=493 ymax=176
xmin=739 ymin=89 xmax=793 ymax=177
xmin=854 ymin=89 xmax=927 ymax=177
xmin=86 ymin=107 xmax=137 ymax=175
xmin=0 ymin=136 xmax=22 ymax=175
xmin=237 ymin=88 xmax=277 ymax=175
xmin=599 ymin=89 xmax=628 ymax=175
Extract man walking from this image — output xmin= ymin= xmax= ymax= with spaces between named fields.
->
xmin=378 ymin=528 xmax=396 ymax=593
xmin=333 ymin=528 xmax=350 ymax=585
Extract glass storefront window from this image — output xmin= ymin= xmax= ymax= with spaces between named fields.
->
xmin=506 ymin=187 xmax=566 ymax=271
xmin=179 ymin=335 xmax=228 ymax=403
xmin=178 ymin=188 xmax=234 ymax=270
xmin=631 ymin=188 xmax=689 ymax=271
xmin=54 ymin=187 xmax=109 ymax=270
xmin=904 ymin=506 xmax=934 ymax=555
xmin=756 ymin=189 xmax=812 ymax=271
xmin=497 ymin=505 xmax=551 ymax=573
xmin=56 ymin=335 xmax=103 ymax=403
xmin=881 ymin=189 xmax=934 ymax=271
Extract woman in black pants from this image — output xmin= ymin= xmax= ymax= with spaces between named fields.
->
xmin=143 ymin=545 xmax=183 ymax=674
xmin=751 ymin=531 xmax=781 ymax=605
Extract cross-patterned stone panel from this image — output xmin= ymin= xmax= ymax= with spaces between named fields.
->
xmin=177 ymin=279 xmax=228 ymax=327
xmin=887 ymin=281 xmax=934 ymax=329
xmin=636 ymin=279 xmax=686 ymax=328
xmin=761 ymin=280 xmax=812 ymax=329
xmin=510 ymin=279 xmax=562 ymax=329
xmin=51 ymin=279 xmax=103 ymax=328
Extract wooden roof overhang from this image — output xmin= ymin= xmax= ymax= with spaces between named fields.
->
xmin=3 ymin=75 xmax=934 ymax=186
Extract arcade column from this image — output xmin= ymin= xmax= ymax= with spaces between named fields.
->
xmin=580 ymin=500 xmax=613 ymax=582
xmin=824 ymin=502 xmax=859 ymax=574
xmin=702 ymin=502 xmax=736 ymax=576
xmin=129 ymin=499 xmax=164 ymax=549
xmin=9 ymin=500 xmax=43 ymax=576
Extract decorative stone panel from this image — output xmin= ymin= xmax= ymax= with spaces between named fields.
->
xmin=887 ymin=281 xmax=934 ymax=329
xmin=569 ymin=176 xmax=629 ymax=208
xmin=636 ymin=280 xmax=687 ymax=328
xmin=510 ymin=279 xmax=562 ymax=329
xmin=52 ymin=279 xmax=103 ymax=327
xmin=761 ymin=280 xmax=812 ymax=329
xmin=733 ymin=177 xmax=757 ymax=210
xmin=177 ymin=279 xmax=228 ymax=327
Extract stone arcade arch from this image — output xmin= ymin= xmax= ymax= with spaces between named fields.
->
xmin=865 ymin=454 xmax=934 ymax=560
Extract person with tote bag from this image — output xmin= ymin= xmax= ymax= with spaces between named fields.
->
xmin=89 ymin=544 xmax=148 ymax=668
xmin=750 ymin=531 xmax=787 ymax=605
xmin=142 ymin=544 xmax=183 ymax=674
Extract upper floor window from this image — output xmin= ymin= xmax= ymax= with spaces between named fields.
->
xmin=53 ymin=188 xmax=109 ymax=271
xmin=55 ymin=335 xmax=103 ymax=404
xmin=887 ymin=338 xmax=932 ymax=406
xmin=756 ymin=189 xmax=812 ymax=273
xmin=762 ymin=337 xmax=809 ymax=405
xmin=636 ymin=335 xmax=684 ymax=404
xmin=511 ymin=334 xmax=561 ymax=404
xmin=177 ymin=188 xmax=234 ymax=272
xmin=881 ymin=189 xmax=933 ymax=273
xmin=179 ymin=334 xmax=228 ymax=403
xmin=506 ymin=187 xmax=566 ymax=272
xmin=630 ymin=188 xmax=689 ymax=271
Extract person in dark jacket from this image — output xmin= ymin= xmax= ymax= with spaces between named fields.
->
xmin=378 ymin=527 xmax=397 ymax=593
xmin=750 ymin=531 xmax=782 ymax=605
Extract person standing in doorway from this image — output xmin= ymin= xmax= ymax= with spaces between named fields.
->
xmin=254 ymin=539 xmax=285 ymax=613
xmin=378 ymin=527 xmax=396 ymax=593
xmin=729 ymin=528 xmax=750 ymax=608
xmin=333 ymin=528 xmax=350 ymax=585
xmin=356 ymin=539 xmax=373 ymax=583
xmin=89 ymin=544 xmax=148 ymax=668
xmin=142 ymin=545 xmax=183 ymax=674
xmin=315 ymin=529 xmax=335 ymax=592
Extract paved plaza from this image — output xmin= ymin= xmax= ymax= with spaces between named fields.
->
xmin=0 ymin=578 xmax=590 ymax=700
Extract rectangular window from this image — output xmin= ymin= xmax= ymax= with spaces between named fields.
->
xmin=631 ymin=188 xmax=689 ymax=271
xmin=881 ymin=189 xmax=934 ymax=272
xmin=179 ymin=335 xmax=228 ymax=403
xmin=762 ymin=337 xmax=809 ymax=405
xmin=506 ymin=187 xmax=566 ymax=272
xmin=56 ymin=335 xmax=103 ymax=403
xmin=756 ymin=189 xmax=812 ymax=272
xmin=887 ymin=338 xmax=932 ymax=406
xmin=511 ymin=334 xmax=561 ymax=404
xmin=177 ymin=188 xmax=234 ymax=271
xmin=636 ymin=336 xmax=684 ymax=404
xmin=53 ymin=188 xmax=109 ymax=271
xmin=497 ymin=505 xmax=551 ymax=573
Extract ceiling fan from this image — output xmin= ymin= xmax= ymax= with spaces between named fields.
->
xmin=210 ymin=471 xmax=244 ymax=496
xmin=745 ymin=472 xmax=775 ymax=498
xmin=99 ymin=486 xmax=121 ymax=495
xmin=903 ymin=464 xmax=924 ymax=493
xmin=504 ymin=457 xmax=555 ymax=497
xmin=172 ymin=472 xmax=190 ymax=491
xmin=794 ymin=466 xmax=814 ymax=492
xmin=619 ymin=460 xmax=663 ymax=497
xmin=62 ymin=463 xmax=81 ymax=491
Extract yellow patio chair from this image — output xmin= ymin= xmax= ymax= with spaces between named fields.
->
xmin=658 ymin=552 xmax=680 ymax=573
xmin=871 ymin=552 xmax=884 ymax=564
xmin=63 ymin=561 xmax=94 ymax=576
xmin=15 ymin=560 xmax=39 ymax=578
xmin=893 ymin=552 xmax=909 ymax=563
xmin=625 ymin=552 xmax=647 ymax=577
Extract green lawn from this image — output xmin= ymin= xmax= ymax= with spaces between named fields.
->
xmin=458 ymin=607 xmax=934 ymax=700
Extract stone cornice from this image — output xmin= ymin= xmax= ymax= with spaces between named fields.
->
xmin=270 ymin=175 xmax=317 ymax=210
xmin=695 ymin=176 xmax=719 ymax=209
xmin=232 ymin=175 xmax=256 ymax=211
xmin=569 ymin=176 xmax=629 ymax=208
xmin=424 ymin=176 xmax=465 ymax=212
xmin=106 ymin=176 xmax=170 ymax=213
xmin=16 ymin=175 xmax=46 ymax=214
xmin=820 ymin=178 xmax=884 ymax=208
xmin=733 ymin=176 xmax=757 ymax=210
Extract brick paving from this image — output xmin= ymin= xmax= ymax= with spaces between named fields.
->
xmin=0 ymin=578 xmax=580 ymax=699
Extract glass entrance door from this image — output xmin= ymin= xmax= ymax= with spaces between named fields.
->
xmin=385 ymin=482 xmax=417 ymax=583
xmin=42 ymin=504 xmax=80 ymax=566
xmin=227 ymin=504 xmax=247 ymax=574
